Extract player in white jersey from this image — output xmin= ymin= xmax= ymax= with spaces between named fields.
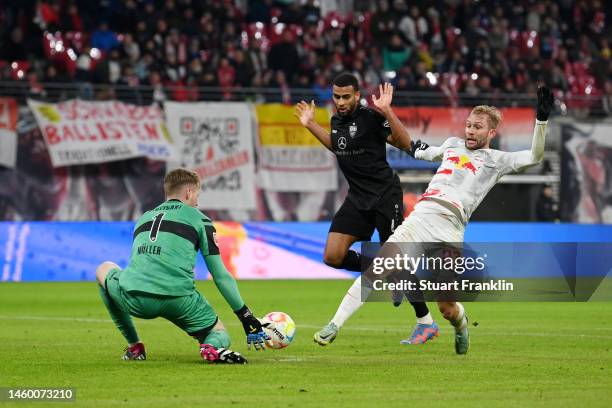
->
xmin=314 ymin=86 xmax=554 ymax=354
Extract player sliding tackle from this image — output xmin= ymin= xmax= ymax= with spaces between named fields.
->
xmin=95 ymin=168 xmax=270 ymax=364
xmin=315 ymin=86 xmax=554 ymax=354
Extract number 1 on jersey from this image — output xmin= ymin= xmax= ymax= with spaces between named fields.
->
xmin=149 ymin=213 xmax=165 ymax=242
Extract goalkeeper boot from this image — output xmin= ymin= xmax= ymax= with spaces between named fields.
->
xmin=313 ymin=322 xmax=339 ymax=346
xmin=122 ymin=342 xmax=146 ymax=360
xmin=454 ymin=314 xmax=470 ymax=355
xmin=399 ymin=322 xmax=439 ymax=345
xmin=200 ymin=344 xmax=247 ymax=364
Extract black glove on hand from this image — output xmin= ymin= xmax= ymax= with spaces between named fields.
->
xmin=536 ymin=86 xmax=554 ymax=121
xmin=409 ymin=140 xmax=430 ymax=157
xmin=235 ymin=305 xmax=270 ymax=350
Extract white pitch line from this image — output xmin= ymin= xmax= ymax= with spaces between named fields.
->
xmin=1 ymin=315 xmax=612 ymax=339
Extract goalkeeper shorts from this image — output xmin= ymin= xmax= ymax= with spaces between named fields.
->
xmin=105 ymin=267 xmax=218 ymax=334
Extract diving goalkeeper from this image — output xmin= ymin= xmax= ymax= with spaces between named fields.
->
xmin=96 ymin=168 xmax=269 ymax=364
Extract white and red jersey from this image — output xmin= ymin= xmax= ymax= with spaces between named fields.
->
xmin=412 ymin=120 xmax=548 ymax=224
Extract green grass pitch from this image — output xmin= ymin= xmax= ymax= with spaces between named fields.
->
xmin=1 ymin=280 xmax=611 ymax=407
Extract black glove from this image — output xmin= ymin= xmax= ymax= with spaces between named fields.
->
xmin=408 ymin=140 xmax=430 ymax=157
xmin=235 ymin=305 xmax=270 ymax=351
xmin=536 ymin=86 xmax=554 ymax=121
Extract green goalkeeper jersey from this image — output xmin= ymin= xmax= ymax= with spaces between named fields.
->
xmin=119 ymin=199 xmax=220 ymax=297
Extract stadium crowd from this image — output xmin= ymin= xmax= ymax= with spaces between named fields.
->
xmin=0 ymin=0 xmax=609 ymax=111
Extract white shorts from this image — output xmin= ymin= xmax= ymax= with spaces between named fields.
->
xmin=387 ymin=211 xmax=465 ymax=244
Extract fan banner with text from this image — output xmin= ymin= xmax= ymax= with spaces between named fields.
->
xmin=164 ymin=101 xmax=257 ymax=210
xmin=27 ymin=99 xmax=176 ymax=167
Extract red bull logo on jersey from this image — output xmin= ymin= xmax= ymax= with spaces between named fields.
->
xmin=441 ymin=153 xmax=482 ymax=175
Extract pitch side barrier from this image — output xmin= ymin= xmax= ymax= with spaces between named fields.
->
xmin=0 ymin=222 xmax=611 ymax=296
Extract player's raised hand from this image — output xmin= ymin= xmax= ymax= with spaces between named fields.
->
xmin=536 ymin=86 xmax=554 ymax=121
xmin=295 ymin=100 xmax=316 ymax=127
xmin=372 ymin=83 xmax=394 ymax=111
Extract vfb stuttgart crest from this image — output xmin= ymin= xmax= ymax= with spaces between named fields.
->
xmin=349 ymin=123 xmax=357 ymax=138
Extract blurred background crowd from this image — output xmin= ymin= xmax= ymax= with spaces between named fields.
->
xmin=0 ymin=0 xmax=610 ymax=112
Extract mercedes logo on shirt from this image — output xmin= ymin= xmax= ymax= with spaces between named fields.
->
xmin=338 ymin=136 xmax=347 ymax=150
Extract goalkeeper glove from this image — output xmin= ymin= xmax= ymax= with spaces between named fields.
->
xmin=408 ymin=140 xmax=430 ymax=157
xmin=536 ymin=86 xmax=554 ymax=121
xmin=235 ymin=305 xmax=270 ymax=351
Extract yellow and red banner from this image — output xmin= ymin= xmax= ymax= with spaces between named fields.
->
xmin=255 ymin=104 xmax=337 ymax=191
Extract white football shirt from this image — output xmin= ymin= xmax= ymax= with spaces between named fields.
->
xmin=412 ymin=120 xmax=548 ymax=224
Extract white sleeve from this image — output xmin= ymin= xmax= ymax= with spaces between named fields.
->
xmin=499 ymin=120 xmax=547 ymax=175
xmin=414 ymin=138 xmax=453 ymax=162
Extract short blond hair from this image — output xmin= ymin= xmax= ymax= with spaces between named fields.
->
xmin=470 ymin=105 xmax=502 ymax=129
xmin=164 ymin=168 xmax=200 ymax=196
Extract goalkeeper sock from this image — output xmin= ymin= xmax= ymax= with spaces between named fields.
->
xmin=339 ymin=250 xmax=361 ymax=271
xmin=416 ymin=312 xmax=434 ymax=325
xmin=451 ymin=302 xmax=467 ymax=330
xmin=331 ymin=276 xmax=372 ymax=328
xmin=98 ymin=286 xmax=139 ymax=344
xmin=203 ymin=330 xmax=231 ymax=349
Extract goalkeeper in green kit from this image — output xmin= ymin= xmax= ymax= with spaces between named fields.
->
xmin=96 ymin=168 xmax=270 ymax=364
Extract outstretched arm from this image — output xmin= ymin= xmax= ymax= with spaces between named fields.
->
xmin=204 ymin=254 xmax=270 ymax=350
xmin=500 ymin=86 xmax=553 ymax=174
xmin=502 ymin=120 xmax=547 ymax=173
xmin=294 ymin=100 xmax=332 ymax=150
xmin=204 ymin=254 xmax=244 ymax=311
xmin=372 ymin=83 xmax=412 ymax=150
xmin=414 ymin=142 xmax=446 ymax=162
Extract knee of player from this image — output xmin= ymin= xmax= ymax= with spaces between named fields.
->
xmin=96 ymin=261 xmax=119 ymax=286
xmin=323 ymin=253 xmax=344 ymax=268
xmin=437 ymin=302 xmax=455 ymax=320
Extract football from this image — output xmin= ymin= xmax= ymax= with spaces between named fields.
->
xmin=260 ymin=312 xmax=296 ymax=349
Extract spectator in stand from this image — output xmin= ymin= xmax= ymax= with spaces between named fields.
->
xmin=279 ymin=1 xmax=303 ymax=25
xmin=91 ymin=22 xmax=119 ymax=52
xmin=217 ymin=57 xmax=236 ymax=100
xmin=1 ymin=28 xmax=28 ymax=61
xmin=311 ymin=72 xmax=332 ymax=105
xmin=383 ymin=34 xmax=411 ymax=73
xmin=0 ymin=0 xmax=608 ymax=114
xmin=246 ymin=0 xmax=272 ymax=23
xmin=370 ymin=0 xmax=397 ymax=47
xmin=59 ymin=2 xmax=83 ymax=32
xmin=247 ymin=37 xmax=268 ymax=79
xmin=121 ymin=33 xmax=141 ymax=65
xmin=302 ymin=0 xmax=321 ymax=26
xmin=232 ymin=49 xmax=254 ymax=88
xmin=116 ymin=65 xmax=141 ymax=103
xmin=268 ymin=29 xmax=300 ymax=84
xmin=398 ymin=5 xmax=428 ymax=47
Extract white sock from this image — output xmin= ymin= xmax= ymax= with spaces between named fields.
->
xmin=451 ymin=302 xmax=467 ymax=330
xmin=331 ymin=276 xmax=372 ymax=328
xmin=417 ymin=312 xmax=434 ymax=325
